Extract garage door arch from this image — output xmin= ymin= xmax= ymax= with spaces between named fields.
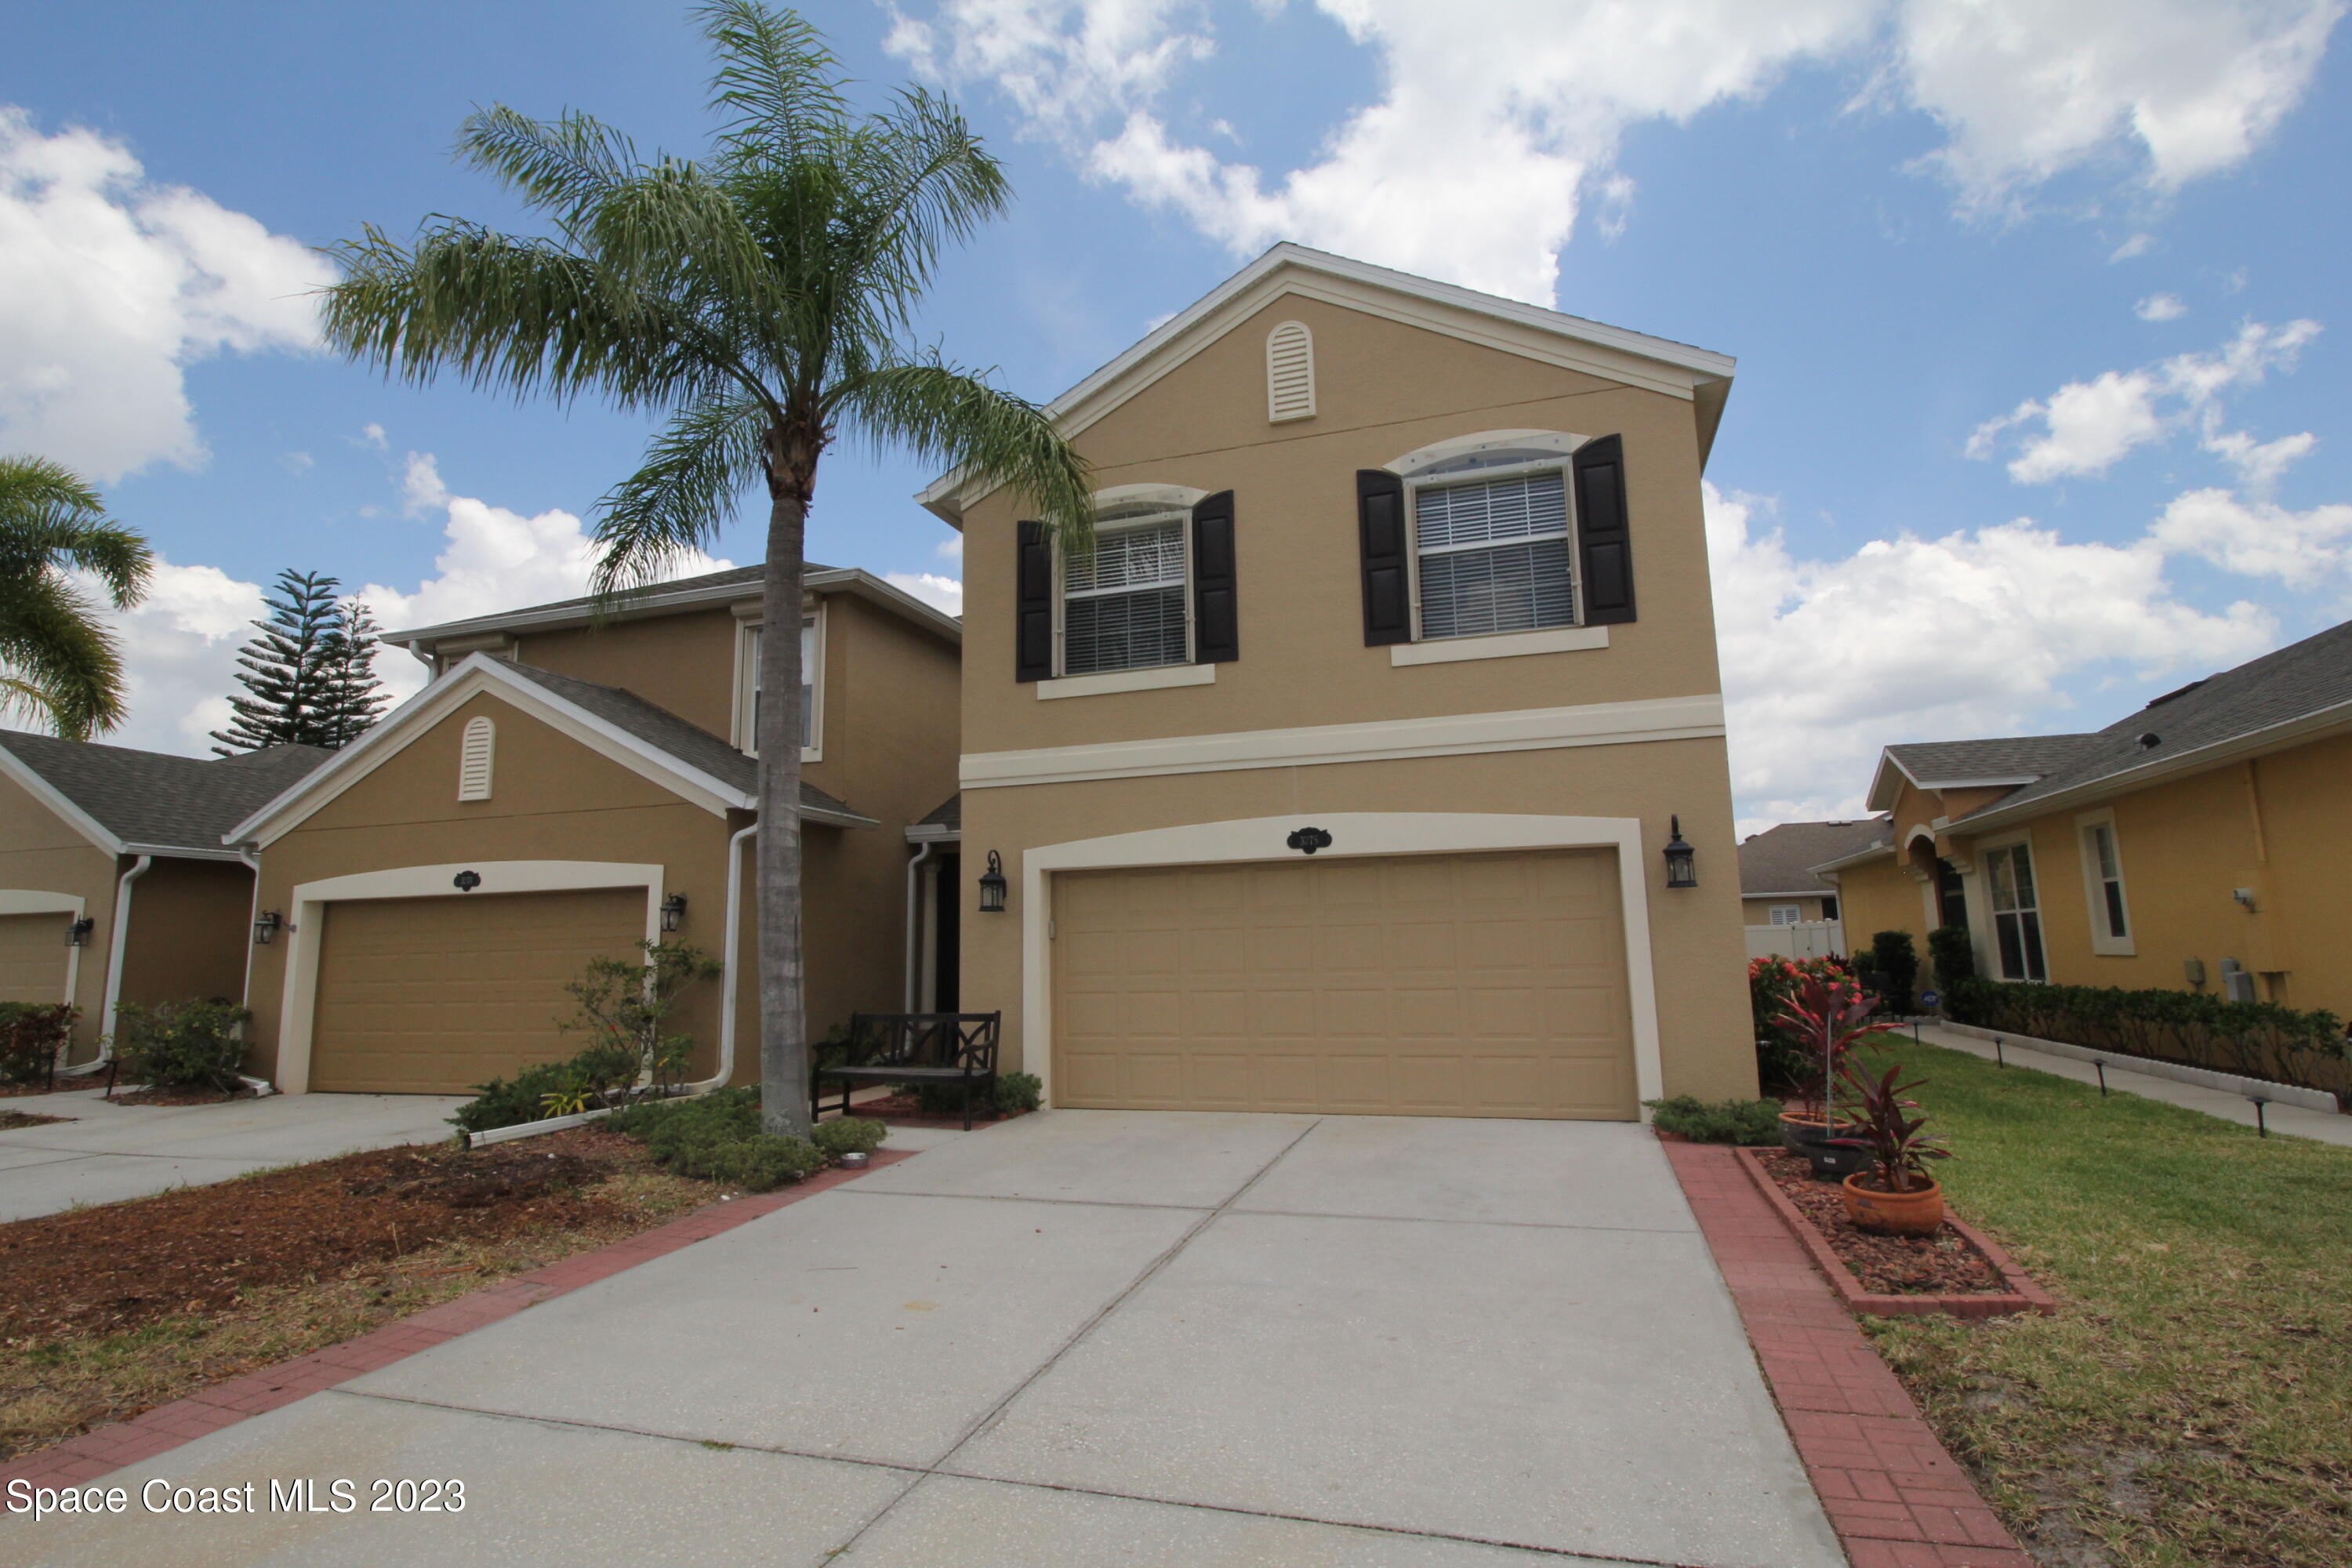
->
xmin=1021 ymin=815 xmax=1664 ymax=1111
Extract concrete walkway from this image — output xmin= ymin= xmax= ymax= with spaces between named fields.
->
xmin=15 ymin=1112 xmax=1842 ymax=1567
xmin=1908 ymin=1022 xmax=2352 ymax=1146
xmin=0 ymin=1087 xmax=468 ymax=1221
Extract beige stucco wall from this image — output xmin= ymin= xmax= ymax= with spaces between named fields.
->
xmin=514 ymin=607 xmax=739 ymax=739
xmin=0 ymin=768 xmax=118 ymax=1058
xmin=1835 ymin=731 xmax=2352 ymax=1019
xmin=117 ymin=856 xmax=256 ymax=1011
xmin=961 ymin=741 xmax=1757 ymax=1103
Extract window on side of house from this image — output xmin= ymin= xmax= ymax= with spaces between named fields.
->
xmin=1409 ymin=456 xmax=1576 ymax=641
xmin=2082 ymin=820 xmax=2130 ymax=944
xmin=1820 ymin=895 xmax=1839 ymax=922
xmin=738 ymin=616 xmax=821 ymax=757
xmin=1984 ymin=842 xmax=2048 ymax=982
xmin=1768 ymin=904 xmax=1802 ymax=926
xmin=1060 ymin=507 xmax=1190 ymax=676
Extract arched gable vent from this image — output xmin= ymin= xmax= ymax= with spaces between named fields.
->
xmin=457 ymin=716 xmax=495 ymax=801
xmin=1266 ymin=320 xmax=1316 ymax=423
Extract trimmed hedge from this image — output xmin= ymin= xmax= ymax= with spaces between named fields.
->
xmin=1944 ymin=975 xmax=2350 ymax=1100
xmin=608 ymin=1090 xmax=888 ymax=1191
xmin=1645 ymin=1095 xmax=1784 ymax=1145
xmin=896 ymin=1069 xmax=1042 ymax=1119
xmin=113 ymin=1000 xmax=251 ymax=1092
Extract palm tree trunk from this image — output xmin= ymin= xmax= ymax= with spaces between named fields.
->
xmin=754 ymin=487 xmax=811 ymax=1138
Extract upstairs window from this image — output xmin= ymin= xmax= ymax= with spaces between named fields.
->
xmin=1412 ymin=462 xmax=1575 ymax=639
xmin=1062 ymin=508 xmax=1189 ymax=676
xmin=736 ymin=615 xmax=822 ymax=757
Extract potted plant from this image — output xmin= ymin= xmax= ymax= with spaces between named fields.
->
xmin=1771 ymin=972 xmax=1907 ymax=1172
xmin=1837 ymin=1058 xmax=1951 ymax=1235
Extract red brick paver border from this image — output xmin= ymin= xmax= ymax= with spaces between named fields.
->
xmin=0 ymin=1148 xmax=918 ymax=1491
xmin=1663 ymin=1139 xmax=2038 ymax=1568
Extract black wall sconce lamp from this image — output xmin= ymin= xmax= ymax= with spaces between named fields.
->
xmin=452 ymin=869 xmax=482 ymax=892
xmin=978 ymin=850 xmax=1008 ymax=914
xmin=1663 ymin=816 xmax=1697 ymax=889
xmin=65 ymin=916 xmax=94 ymax=947
xmin=660 ymin=893 xmax=688 ymax=933
xmin=252 ymin=910 xmax=284 ymax=946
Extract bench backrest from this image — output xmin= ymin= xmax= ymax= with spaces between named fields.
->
xmin=843 ymin=1012 xmax=1001 ymax=1073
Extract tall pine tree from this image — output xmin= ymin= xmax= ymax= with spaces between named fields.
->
xmin=211 ymin=570 xmax=387 ymax=753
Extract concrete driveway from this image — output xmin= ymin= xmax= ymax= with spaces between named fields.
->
xmin=0 ymin=1087 xmax=466 ymax=1221
xmin=16 ymin=1112 xmax=1840 ymax=1567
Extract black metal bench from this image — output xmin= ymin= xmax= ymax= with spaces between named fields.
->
xmin=812 ymin=1012 xmax=1001 ymax=1131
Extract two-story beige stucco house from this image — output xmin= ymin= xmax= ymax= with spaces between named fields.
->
xmin=916 ymin=245 xmax=1753 ymax=1120
xmin=223 ymin=564 xmax=960 ymax=1094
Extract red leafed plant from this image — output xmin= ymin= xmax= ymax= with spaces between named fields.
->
xmin=1773 ymin=973 xmax=1907 ymax=1122
xmin=1838 ymin=1058 xmax=1951 ymax=1194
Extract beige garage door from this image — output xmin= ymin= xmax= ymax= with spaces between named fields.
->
xmin=1054 ymin=848 xmax=1637 ymax=1120
xmin=310 ymin=888 xmax=646 ymax=1094
xmin=0 ymin=913 xmax=70 ymax=1007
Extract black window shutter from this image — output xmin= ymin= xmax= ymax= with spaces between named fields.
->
xmin=1572 ymin=435 xmax=1636 ymax=625
xmin=1356 ymin=470 xmax=1410 ymax=645
xmin=1014 ymin=521 xmax=1054 ymax=681
xmin=1192 ymin=490 xmax=1238 ymax=664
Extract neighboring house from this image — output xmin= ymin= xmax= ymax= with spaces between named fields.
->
xmin=224 ymin=564 xmax=960 ymax=1094
xmin=0 ymin=732 xmax=328 ymax=1063
xmin=1820 ymin=618 xmax=2352 ymax=1018
xmin=1737 ymin=818 xmax=1883 ymax=959
xmin=920 ymin=243 xmax=1750 ymax=1120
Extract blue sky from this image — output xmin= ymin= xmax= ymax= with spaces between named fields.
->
xmin=3 ymin=0 xmax=2346 ymax=829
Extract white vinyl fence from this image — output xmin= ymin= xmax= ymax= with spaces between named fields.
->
xmin=1745 ymin=920 xmax=1846 ymax=961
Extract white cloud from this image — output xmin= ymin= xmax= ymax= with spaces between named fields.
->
xmin=93 ymin=456 xmax=732 ymax=750
xmin=884 ymin=572 xmax=964 ymax=615
xmin=2110 ymin=232 xmax=2157 ymax=260
xmin=1969 ymin=318 xmax=2321 ymax=481
xmin=2148 ymin=485 xmax=2352 ymax=581
xmin=1708 ymin=481 xmax=2279 ymax=826
xmin=935 ymin=535 xmax=964 ymax=562
xmin=0 ymin=108 xmax=333 ymax=482
xmin=890 ymin=0 xmax=2341 ymax=304
xmin=2136 ymin=292 xmax=2187 ymax=321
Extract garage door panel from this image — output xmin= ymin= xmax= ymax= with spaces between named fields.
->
xmin=310 ymin=889 xmax=644 ymax=1094
xmin=1053 ymin=848 xmax=1636 ymax=1120
xmin=0 ymin=913 xmax=69 ymax=1005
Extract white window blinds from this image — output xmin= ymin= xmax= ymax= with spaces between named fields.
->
xmin=1064 ymin=519 xmax=1189 ymax=675
xmin=1414 ymin=468 xmax=1575 ymax=639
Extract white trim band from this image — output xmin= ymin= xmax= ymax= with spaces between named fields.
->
xmin=964 ymin=692 xmax=1724 ymax=789
xmin=1037 ymin=663 xmax=1216 ymax=701
xmin=1390 ymin=626 xmax=1610 ymax=666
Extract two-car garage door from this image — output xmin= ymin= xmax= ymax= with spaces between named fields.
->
xmin=309 ymin=889 xmax=645 ymax=1094
xmin=1053 ymin=848 xmax=1638 ymax=1120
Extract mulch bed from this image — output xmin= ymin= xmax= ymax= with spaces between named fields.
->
xmin=1755 ymin=1148 xmax=2005 ymax=1296
xmin=0 ymin=1130 xmax=649 ymax=1344
xmin=103 ymin=1084 xmax=258 ymax=1107
xmin=0 ymin=1110 xmax=71 ymax=1131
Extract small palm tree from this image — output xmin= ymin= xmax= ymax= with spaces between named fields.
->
xmin=0 ymin=456 xmax=154 ymax=742
xmin=319 ymin=1 xmax=1094 ymax=1136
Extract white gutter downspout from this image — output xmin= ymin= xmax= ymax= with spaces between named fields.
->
xmin=903 ymin=840 xmax=935 ymax=1011
xmin=231 ymin=846 xmax=275 ymax=1096
xmin=685 ymin=822 xmax=760 ymax=1095
xmin=69 ymin=854 xmax=152 ymax=1074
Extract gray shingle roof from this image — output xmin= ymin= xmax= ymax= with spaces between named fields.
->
xmin=0 ymin=731 xmax=331 ymax=853
xmin=495 ymin=662 xmax=870 ymax=825
xmin=1976 ymin=616 xmax=2352 ymax=817
xmin=383 ymin=561 xmax=838 ymax=644
xmin=1739 ymin=818 xmax=1890 ymax=895
xmin=1883 ymin=734 xmax=2106 ymax=786
xmin=914 ymin=793 xmax=960 ymax=833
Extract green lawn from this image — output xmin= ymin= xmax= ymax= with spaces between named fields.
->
xmin=1861 ymin=1040 xmax=2352 ymax=1567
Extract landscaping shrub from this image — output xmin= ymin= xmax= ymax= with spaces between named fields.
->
xmin=113 ymin=1000 xmax=251 ymax=1092
xmin=449 ymin=1061 xmax=581 ymax=1136
xmin=557 ymin=939 xmax=720 ymax=1098
xmin=1644 ymin=1094 xmax=1783 ymax=1145
xmin=811 ymin=1116 xmax=887 ymax=1159
xmin=1926 ymin=924 xmax=1975 ymax=993
xmin=0 ymin=1003 xmax=74 ymax=1086
xmin=898 ymin=1069 xmax=1041 ymax=1118
xmin=1870 ymin=930 xmax=1919 ymax=1014
xmin=1748 ymin=956 xmax=1854 ymax=1091
xmin=1945 ymin=974 xmax=2350 ymax=1098
xmin=608 ymin=1088 xmax=840 ymax=1191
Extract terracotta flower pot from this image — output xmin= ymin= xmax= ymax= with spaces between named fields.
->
xmin=1841 ymin=1173 xmax=1945 ymax=1236
xmin=1779 ymin=1112 xmax=1831 ymax=1153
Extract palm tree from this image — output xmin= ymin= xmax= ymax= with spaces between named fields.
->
xmin=0 ymin=456 xmax=154 ymax=742
xmin=318 ymin=0 xmax=1093 ymax=1136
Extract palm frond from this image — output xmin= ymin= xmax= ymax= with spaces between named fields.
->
xmin=458 ymin=106 xmax=638 ymax=229
xmin=0 ymin=456 xmax=152 ymax=608
xmin=589 ymin=397 xmax=771 ymax=597
xmin=0 ymin=570 xmax=128 ymax=739
xmin=699 ymin=0 xmax=848 ymax=169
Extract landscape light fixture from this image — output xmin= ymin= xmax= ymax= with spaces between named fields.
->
xmin=252 ymin=910 xmax=284 ymax=946
xmin=1663 ymin=816 xmax=1697 ymax=889
xmin=978 ymin=850 xmax=1008 ymax=914
xmin=65 ymin=916 xmax=93 ymax=947
xmin=660 ymin=893 xmax=688 ymax=933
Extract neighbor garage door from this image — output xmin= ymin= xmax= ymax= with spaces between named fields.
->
xmin=1053 ymin=848 xmax=1637 ymax=1119
xmin=0 ymin=913 xmax=70 ymax=1007
xmin=309 ymin=888 xmax=645 ymax=1094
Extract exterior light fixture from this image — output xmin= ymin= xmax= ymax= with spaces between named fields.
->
xmin=660 ymin=893 xmax=688 ymax=933
xmin=978 ymin=850 xmax=1008 ymax=914
xmin=452 ymin=870 xmax=482 ymax=892
xmin=1662 ymin=816 xmax=1697 ymax=889
xmin=252 ymin=910 xmax=284 ymax=946
xmin=65 ymin=916 xmax=93 ymax=947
